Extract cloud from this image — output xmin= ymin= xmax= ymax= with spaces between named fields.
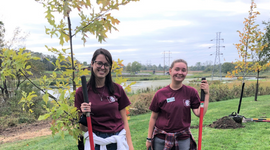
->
xmin=157 ymin=39 xmax=186 ymax=43
xmin=112 ymin=0 xmax=251 ymax=18
xmin=197 ymin=44 xmax=214 ymax=48
xmin=107 ymin=19 xmax=192 ymax=39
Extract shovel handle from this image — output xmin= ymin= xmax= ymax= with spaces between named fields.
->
xmin=198 ymin=77 xmax=206 ymax=150
xmin=200 ymin=77 xmax=206 ymax=102
xmin=81 ymin=76 xmax=89 ymax=103
xmin=81 ymin=76 xmax=95 ymax=150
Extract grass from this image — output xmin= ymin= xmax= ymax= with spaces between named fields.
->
xmin=1 ymin=95 xmax=270 ymax=150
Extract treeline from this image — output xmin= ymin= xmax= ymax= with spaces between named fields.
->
xmin=20 ymin=50 xmax=270 ymax=75
xmin=189 ymin=61 xmax=270 ymax=73
xmin=125 ymin=60 xmax=270 ymax=74
xmin=189 ymin=61 xmax=237 ymax=73
xmin=22 ymin=50 xmax=84 ymax=75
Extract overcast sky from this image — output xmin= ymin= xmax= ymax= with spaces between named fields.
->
xmin=1 ymin=0 xmax=270 ymax=67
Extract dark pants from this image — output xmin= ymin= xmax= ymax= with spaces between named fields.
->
xmin=153 ymin=136 xmax=190 ymax=150
xmin=94 ymin=131 xmax=120 ymax=150
xmin=78 ymin=134 xmax=84 ymax=150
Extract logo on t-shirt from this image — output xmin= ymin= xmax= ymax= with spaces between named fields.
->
xmin=107 ymin=96 xmax=117 ymax=103
xmin=183 ymin=99 xmax=190 ymax=106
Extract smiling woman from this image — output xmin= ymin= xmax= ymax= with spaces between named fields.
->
xmin=146 ymin=59 xmax=210 ymax=150
xmin=74 ymin=48 xmax=134 ymax=150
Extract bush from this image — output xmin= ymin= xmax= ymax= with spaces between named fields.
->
xmin=129 ymin=93 xmax=154 ymax=115
xmin=0 ymin=81 xmax=50 ymax=130
xmin=127 ymin=80 xmax=270 ymax=116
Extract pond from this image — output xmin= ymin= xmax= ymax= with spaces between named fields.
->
xmin=48 ymin=77 xmax=240 ymax=97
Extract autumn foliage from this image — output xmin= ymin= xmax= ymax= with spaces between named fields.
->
xmin=227 ymin=0 xmax=269 ymax=79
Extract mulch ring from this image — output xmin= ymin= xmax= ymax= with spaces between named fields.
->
xmin=208 ymin=116 xmax=244 ymax=129
xmin=190 ymin=116 xmax=244 ymax=129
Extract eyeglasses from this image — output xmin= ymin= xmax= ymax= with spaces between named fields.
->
xmin=94 ymin=61 xmax=111 ymax=69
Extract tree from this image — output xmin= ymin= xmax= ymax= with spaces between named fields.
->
xmin=227 ymin=0 xmax=265 ymax=79
xmin=33 ymin=0 xmax=139 ymax=141
xmin=222 ymin=62 xmax=236 ymax=74
xmin=82 ymin=61 xmax=88 ymax=66
xmin=0 ymin=21 xmax=5 ymax=82
xmin=252 ymin=21 xmax=270 ymax=101
xmin=0 ymin=27 xmax=31 ymax=102
xmin=0 ymin=48 xmax=39 ymax=101
xmin=126 ymin=61 xmax=141 ymax=73
xmin=227 ymin=0 xmax=268 ymax=102
xmin=126 ymin=62 xmax=132 ymax=72
xmin=131 ymin=61 xmax=141 ymax=73
xmin=0 ymin=21 xmax=4 ymax=49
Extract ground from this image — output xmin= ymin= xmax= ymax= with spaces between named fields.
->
xmin=0 ymin=116 xmax=243 ymax=144
xmin=190 ymin=116 xmax=244 ymax=129
xmin=0 ymin=120 xmax=52 ymax=144
xmin=207 ymin=116 xmax=244 ymax=129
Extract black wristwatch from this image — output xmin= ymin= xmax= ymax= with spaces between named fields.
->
xmin=146 ymin=137 xmax=152 ymax=142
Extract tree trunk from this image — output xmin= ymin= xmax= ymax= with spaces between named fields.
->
xmin=67 ymin=15 xmax=76 ymax=91
xmin=254 ymin=70 xmax=260 ymax=101
xmin=3 ymin=79 xmax=9 ymax=100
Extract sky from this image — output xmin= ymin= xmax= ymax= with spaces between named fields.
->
xmin=1 ymin=0 xmax=270 ymax=67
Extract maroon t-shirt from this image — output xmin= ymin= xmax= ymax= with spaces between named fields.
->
xmin=149 ymin=85 xmax=200 ymax=140
xmin=75 ymin=83 xmax=131 ymax=133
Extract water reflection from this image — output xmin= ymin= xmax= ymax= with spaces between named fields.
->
xmin=48 ymin=77 xmax=255 ymax=98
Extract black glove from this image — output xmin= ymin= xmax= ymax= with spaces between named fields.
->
xmin=78 ymin=114 xmax=87 ymax=127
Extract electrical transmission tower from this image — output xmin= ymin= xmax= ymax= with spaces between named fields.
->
xmin=209 ymin=32 xmax=225 ymax=81
xmin=162 ymin=51 xmax=172 ymax=75
xmin=146 ymin=60 xmax=151 ymax=70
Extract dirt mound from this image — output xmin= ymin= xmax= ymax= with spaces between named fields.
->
xmin=208 ymin=116 xmax=245 ymax=129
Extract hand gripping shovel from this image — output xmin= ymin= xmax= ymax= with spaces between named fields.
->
xmin=198 ymin=77 xmax=206 ymax=150
xmin=81 ymin=76 xmax=95 ymax=150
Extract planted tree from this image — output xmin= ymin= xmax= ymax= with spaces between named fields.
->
xmin=30 ymin=0 xmax=138 ymax=141
xmin=252 ymin=21 xmax=270 ymax=101
xmin=226 ymin=0 xmax=268 ymax=103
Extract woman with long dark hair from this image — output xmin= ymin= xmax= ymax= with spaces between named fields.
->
xmin=75 ymin=48 xmax=133 ymax=150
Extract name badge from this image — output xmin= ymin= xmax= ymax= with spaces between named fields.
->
xmin=166 ymin=97 xmax=175 ymax=103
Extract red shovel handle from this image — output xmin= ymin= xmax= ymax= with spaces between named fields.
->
xmin=81 ymin=76 xmax=95 ymax=150
xmin=198 ymin=77 xmax=206 ymax=150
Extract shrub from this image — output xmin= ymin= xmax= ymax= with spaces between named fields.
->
xmin=129 ymin=92 xmax=154 ymax=115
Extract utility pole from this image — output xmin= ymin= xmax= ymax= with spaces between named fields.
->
xmin=163 ymin=51 xmax=165 ymax=75
xmin=209 ymin=32 xmax=225 ymax=81
xmin=168 ymin=50 xmax=172 ymax=67
xmin=146 ymin=60 xmax=151 ymax=70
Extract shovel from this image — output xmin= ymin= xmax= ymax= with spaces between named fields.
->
xmin=229 ymin=82 xmax=245 ymax=123
xmin=81 ymin=76 xmax=95 ymax=150
xmin=242 ymin=118 xmax=270 ymax=123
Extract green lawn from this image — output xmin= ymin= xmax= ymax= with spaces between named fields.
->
xmin=1 ymin=95 xmax=270 ymax=150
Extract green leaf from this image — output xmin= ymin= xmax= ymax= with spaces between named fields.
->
xmin=61 ymin=103 xmax=69 ymax=112
xmin=56 ymin=108 xmax=64 ymax=118
xmin=38 ymin=113 xmax=51 ymax=120
xmin=43 ymin=93 xmax=49 ymax=105
xmin=26 ymin=65 xmax=31 ymax=70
